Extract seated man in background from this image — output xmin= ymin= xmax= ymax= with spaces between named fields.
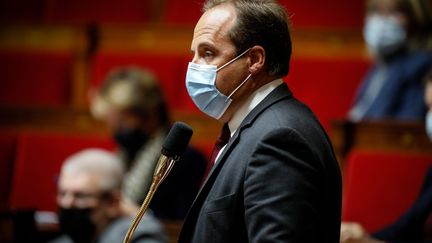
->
xmin=90 ymin=67 xmax=207 ymax=220
xmin=340 ymin=69 xmax=432 ymax=243
xmin=50 ymin=148 xmax=167 ymax=243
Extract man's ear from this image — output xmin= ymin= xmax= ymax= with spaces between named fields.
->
xmin=248 ymin=45 xmax=265 ymax=75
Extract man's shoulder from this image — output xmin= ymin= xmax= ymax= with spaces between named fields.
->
xmin=394 ymin=51 xmax=432 ymax=73
xmin=258 ymin=94 xmax=321 ymax=129
xmin=99 ymin=214 xmax=167 ymax=243
xmin=110 ymin=215 xmax=164 ymax=232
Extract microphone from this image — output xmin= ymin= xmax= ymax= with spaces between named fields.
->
xmin=123 ymin=122 xmax=193 ymax=243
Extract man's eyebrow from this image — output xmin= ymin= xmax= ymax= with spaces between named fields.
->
xmin=197 ymin=41 xmax=215 ymax=51
xmin=191 ymin=41 xmax=216 ymax=55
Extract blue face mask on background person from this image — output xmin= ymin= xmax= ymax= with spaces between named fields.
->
xmin=426 ymin=111 xmax=432 ymax=141
xmin=186 ymin=48 xmax=251 ymax=119
xmin=363 ymin=14 xmax=407 ymax=57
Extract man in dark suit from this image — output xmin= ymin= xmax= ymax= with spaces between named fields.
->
xmin=179 ymin=0 xmax=342 ymax=242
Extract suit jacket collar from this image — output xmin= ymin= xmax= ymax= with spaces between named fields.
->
xmin=204 ymin=83 xmax=292 ymax=188
xmin=178 ymin=82 xmax=293 ymax=242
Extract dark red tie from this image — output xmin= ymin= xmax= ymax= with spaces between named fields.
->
xmin=202 ymin=123 xmax=231 ymax=182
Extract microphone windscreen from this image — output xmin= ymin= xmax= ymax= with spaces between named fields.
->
xmin=161 ymin=122 xmax=193 ymax=159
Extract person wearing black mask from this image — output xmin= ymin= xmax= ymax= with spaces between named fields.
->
xmin=90 ymin=67 xmax=207 ymax=220
xmin=49 ymin=148 xmax=167 ymax=243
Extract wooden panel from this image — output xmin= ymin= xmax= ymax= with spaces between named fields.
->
xmin=331 ymin=119 xmax=432 ymax=170
xmin=96 ymin=24 xmax=369 ymax=59
xmin=0 ymin=107 xmax=219 ymax=159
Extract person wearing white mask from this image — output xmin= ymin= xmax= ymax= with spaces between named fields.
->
xmin=348 ymin=0 xmax=432 ymax=122
xmin=340 ymin=68 xmax=432 ymax=243
xmin=178 ymin=0 xmax=342 ymax=242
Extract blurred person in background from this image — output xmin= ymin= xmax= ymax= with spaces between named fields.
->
xmin=348 ymin=0 xmax=432 ymax=121
xmin=90 ymin=67 xmax=207 ymax=220
xmin=341 ymin=68 xmax=432 ymax=243
xmin=50 ymin=148 xmax=167 ymax=243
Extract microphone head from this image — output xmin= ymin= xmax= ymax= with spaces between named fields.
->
xmin=161 ymin=122 xmax=193 ymax=159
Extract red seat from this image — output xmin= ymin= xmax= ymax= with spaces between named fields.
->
xmin=278 ymin=0 xmax=364 ymax=29
xmin=0 ymin=131 xmax=18 ymax=211
xmin=286 ymin=57 xmax=371 ymax=131
xmin=9 ymin=132 xmax=115 ymax=212
xmin=342 ymin=150 xmax=432 ymax=232
xmin=163 ymin=0 xmax=204 ymax=26
xmin=0 ymin=50 xmax=73 ymax=107
xmin=43 ymin=0 xmax=151 ymax=25
xmin=0 ymin=0 xmax=42 ymax=23
xmin=90 ymin=52 xmax=187 ymax=111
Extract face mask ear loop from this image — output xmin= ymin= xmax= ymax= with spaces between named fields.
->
xmin=227 ymin=73 xmax=252 ymax=100
xmin=217 ymin=48 xmax=251 ymax=71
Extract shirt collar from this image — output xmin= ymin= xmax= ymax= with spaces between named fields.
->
xmin=228 ymin=78 xmax=284 ymax=136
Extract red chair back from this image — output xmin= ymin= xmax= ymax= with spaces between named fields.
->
xmin=9 ymin=132 xmax=115 ymax=212
xmin=0 ymin=131 xmax=18 ymax=211
xmin=342 ymin=149 xmax=432 ymax=232
xmin=0 ymin=50 xmax=73 ymax=107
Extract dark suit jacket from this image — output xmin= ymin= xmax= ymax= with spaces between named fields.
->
xmin=178 ymin=83 xmax=342 ymax=243
xmin=353 ymin=51 xmax=432 ymax=120
xmin=373 ymin=167 xmax=432 ymax=242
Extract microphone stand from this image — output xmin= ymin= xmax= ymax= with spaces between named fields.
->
xmin=123 ymin=154 xmax=177 ymax=243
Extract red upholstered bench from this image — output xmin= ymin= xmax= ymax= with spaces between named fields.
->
xmin=286 ymin=57 xmax=371 ymax=131
xmin=0 ymin=50 xmax=73 ymax=107
xmin=278 ymin=0 xmax=364 ymax=29
xmin=9 ymin=132 xmax=115 ymax=212
xmin=43 ymin=0 xmax=151 ymax=24
xmin=0 ymin=131 xmax=18 ymax=212
xmin=0 ymin=0 xmax=42 ymax=23
xmin=162 ymin=0 xmax=203 ymax=25
xmin=342 ymin=149 xmax=432 ymax=232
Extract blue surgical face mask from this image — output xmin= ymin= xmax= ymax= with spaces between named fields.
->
xmin=426 ymin=110 xmax=432 ymax=141
xmin=363 ymin=15 xmax=406 ymax=57
xmin=186 ymin=48 xmax=251 ymax=119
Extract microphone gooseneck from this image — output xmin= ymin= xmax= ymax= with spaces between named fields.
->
xmin=123 ymin=122 xmax=193 ymax=243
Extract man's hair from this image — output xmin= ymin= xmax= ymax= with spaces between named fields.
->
xmin=61 ymin=149 xmax=125 ymax=192
xmin=203 ymin=0 xmax=292 ymax=77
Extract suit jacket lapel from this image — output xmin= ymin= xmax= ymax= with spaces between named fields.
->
xmin=201 ymin=83 xmax=293 ymax=192
xmin=178 ymin=83 xmax=293 ymax=242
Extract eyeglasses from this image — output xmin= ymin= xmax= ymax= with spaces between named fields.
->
xmin=57 ymin=190 xmax=111 ymax=208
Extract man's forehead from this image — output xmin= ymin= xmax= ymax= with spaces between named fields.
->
xmin=192 ymin=5 xmax=236 ymax=49
xmin=59 ymin=171 xmax=100 ymax=191
xmin=201 ymin=5 xmax=234 ymax=26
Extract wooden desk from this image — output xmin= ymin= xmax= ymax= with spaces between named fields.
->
xmin=331 ymin=119 xmax=432 ymax=170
